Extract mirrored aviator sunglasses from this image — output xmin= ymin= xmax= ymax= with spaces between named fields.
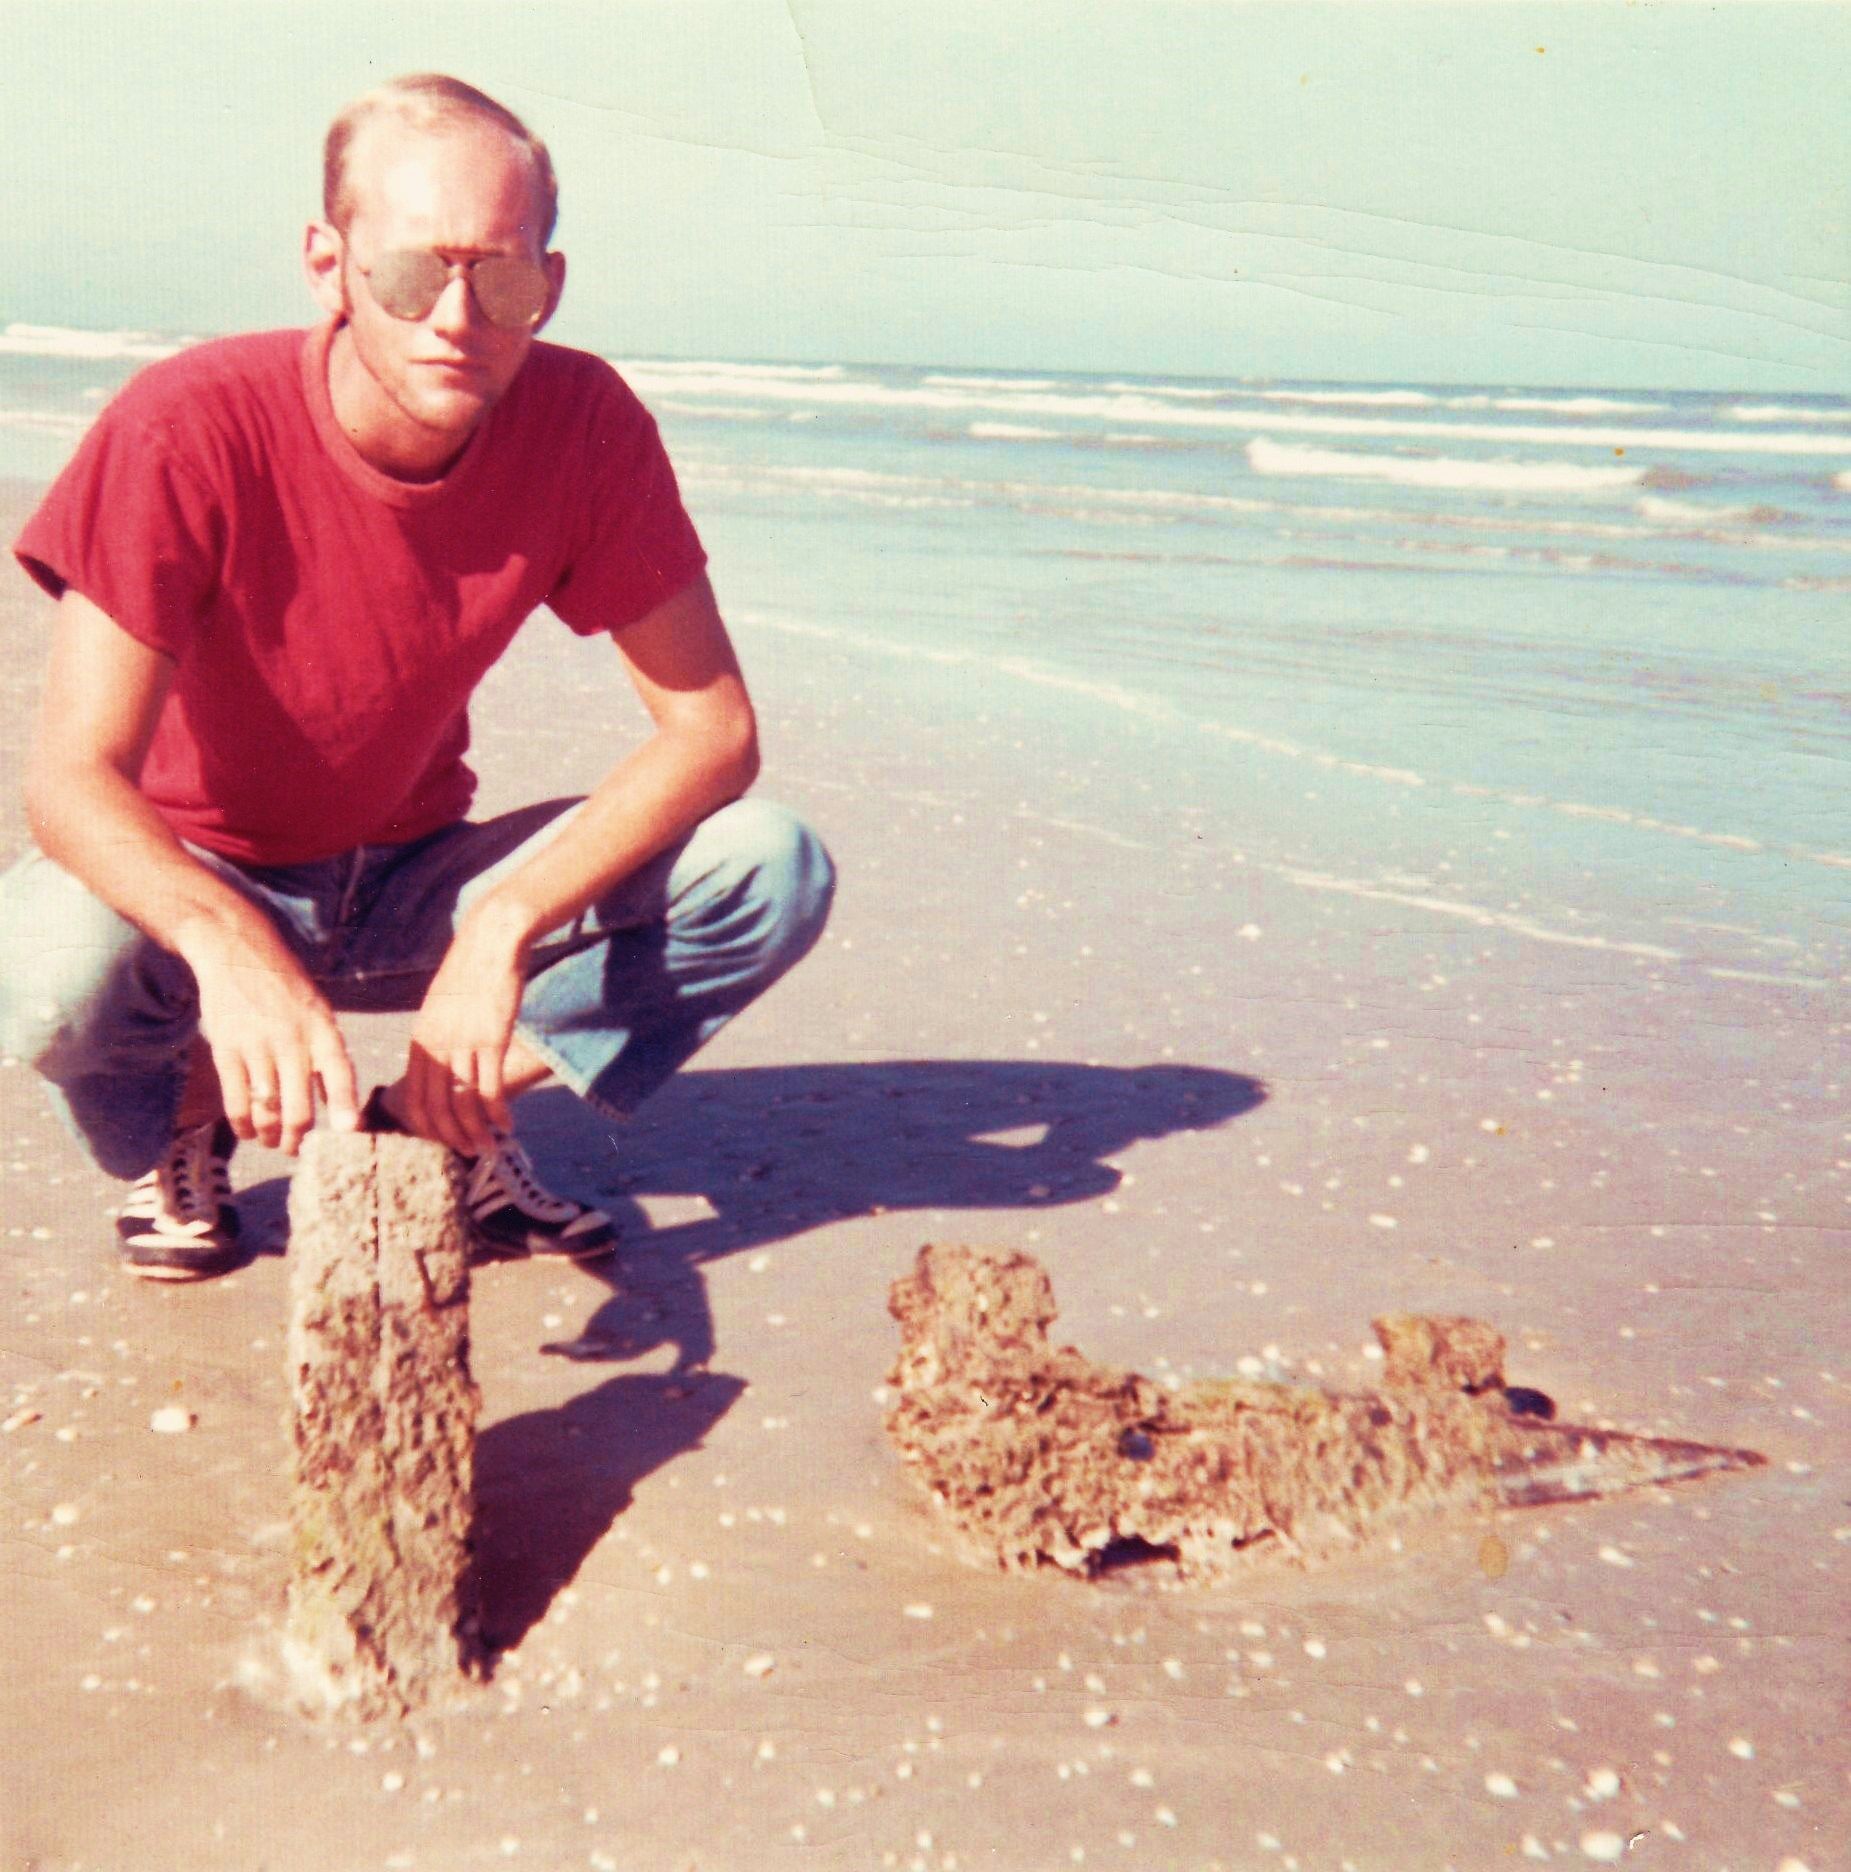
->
xmin=364 ymin=249 xmax=552 ymax=332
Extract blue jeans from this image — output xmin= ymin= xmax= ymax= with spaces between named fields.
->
xmin=0 ymin=797 xmax=834 ymax=1179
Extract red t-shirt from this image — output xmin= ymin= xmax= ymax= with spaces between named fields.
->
xmin=14 ymin=322 xmax=708 ymax=864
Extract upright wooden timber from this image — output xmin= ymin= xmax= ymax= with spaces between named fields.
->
xmin=285 ymin=1131 xmax=483 ymax=1717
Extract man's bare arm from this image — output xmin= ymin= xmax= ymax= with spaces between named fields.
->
xmin=25 ymin=590 xmax=359 ymax=1152
xmin=401 ymin=572 xmax=759 ymax=1151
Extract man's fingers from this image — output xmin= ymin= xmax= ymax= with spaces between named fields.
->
xmin=442 ymin=1048 xmax=503 ymax=1155
xmin=250 ymin=1071 xmax=286 ymax=1150
xmin=196 ymin=968 xmax=351 ymax=1151
xmin=449 ymin=1078 xmax=496 ymax=1157
xmin=406 ymin=1042 xmax=469 ymax=1154
xmin=402 ymin=1037 xmax=512 ymax=1156
xmin=312 ymin=1026 xmax=361 ymax=1134
xmin=472 ymin=1046 xmax=511 ymax=1139
xmin=216 ymin=1048 xmax=256 ymax=1141
xmin=404 ymin=1043 xmax=442 ymax=1148
xmin=275 ymin=1048 xmax=315 ymax=1157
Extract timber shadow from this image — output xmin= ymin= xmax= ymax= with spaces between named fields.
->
xmin=249 ymin=1057 xmax=1263 ymax=1652
xmin=469 ymin=1368 xmax=747 ymax=1653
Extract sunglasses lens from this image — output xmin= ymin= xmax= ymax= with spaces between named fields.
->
xmin=472 ymin=257 xmax=551 ymax=330
xmin=363 ymin=251 xmax=550 ymax=329
xmin=368 ymin=249 xmax=449 ymax=321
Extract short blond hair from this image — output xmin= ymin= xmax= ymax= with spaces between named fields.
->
xmin=322 ymin=73 xmax=559 ymax=245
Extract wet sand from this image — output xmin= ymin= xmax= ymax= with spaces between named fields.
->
xmin=1 ymin=479 xmax=1842 ymax=1871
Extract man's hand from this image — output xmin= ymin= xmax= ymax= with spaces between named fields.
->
xmin=183 ymin=918 xmax=361 ymax=1154
xmin=401 ymin=910 xmax=527 ymax=1156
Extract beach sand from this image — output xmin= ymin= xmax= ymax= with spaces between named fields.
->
xmin=0 ymin=477 xmax=1842 ymax=1871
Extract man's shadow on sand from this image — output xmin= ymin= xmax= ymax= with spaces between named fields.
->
xmin=250 ymin=1058 xmax=1263 ymax=1651
xmin=524 ymin=1058 xmax=1265 ymax=1373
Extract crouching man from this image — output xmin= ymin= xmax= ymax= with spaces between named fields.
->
xmin=0 ymin=74 xmax=834 ymax=1280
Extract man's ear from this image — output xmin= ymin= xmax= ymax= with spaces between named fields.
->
xmin=534 ymin=250 xmax=567 ymax=335
xmin=303 ymin=222 xmax=348 ymax=321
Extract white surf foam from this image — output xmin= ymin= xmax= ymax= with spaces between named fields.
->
xmin=1200 ymin=388 xmax=1667 ymax=417
xmin=620 ymin=358 xmax=847 ymax=382
xmin=1278 ymin=867 xmax=1683 ymax=960
xmin=1725 ymin=403 xmax=1850 ymax=424
xmin=1483 ymin=395 xmax=1667 ymax=416
xmin=681 ymin=458 xmax=1850 ymax=563
xmin=681 ymin=458 xmax=1279 ymax=521
xmin=622 ymin=366 xmax=1851 ymax=457
xmin=969 ymin=422 xmax=1063 ymax=441
xmin=0 ymin=408 xmax=95 ymax=439
xmin=1630 ymin=498 xmax=1849 ymax=555
xmin=1099 ymin=382 xmax=1224 ymax=400
xmin=1259 ymin=389 xmax=1437 ymax=408
xmin=654 ymin=399 xmax=770 ymax=422
xmin=677 ymin=460 xmax=977 ymax=512
xmin=1248 ymin=438 xmax=1643 ymax=493
xmin=926 ymin=373 xmax=1061 ymax=392
xmin=1637 ymin=495 xmax=1759 ymax=526
xmin=1833 ymin=470 xmax=1851 ymax=492
xmin=0 ymin=322 xmax=185 ymax=361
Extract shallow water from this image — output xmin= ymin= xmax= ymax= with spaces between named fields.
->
xmin=640 ymin=356 xmax=1849 ymax=987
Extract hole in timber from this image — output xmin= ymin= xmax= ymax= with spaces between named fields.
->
xmin=1086 ymin=1536 xmax=1181 ymax=1576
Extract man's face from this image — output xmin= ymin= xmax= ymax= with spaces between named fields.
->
xmin=331 ymin=119 xmax=562 ymax=452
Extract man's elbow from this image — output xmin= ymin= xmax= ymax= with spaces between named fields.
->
xmin=24 ymin=741 xmax=138 ymax=866
xmin=666 ymin=699 xmax=757 ymax=794
xmin=659 ymin=684 xmax=760 ymax=798
xmin=22 ymin=750 xmax=74 ymax=859
xmin=721 ymin=705 xmax=762 ymax=797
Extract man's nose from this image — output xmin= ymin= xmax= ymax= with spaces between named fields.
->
xmin=427 ymin=268 xmax=482 ymax=337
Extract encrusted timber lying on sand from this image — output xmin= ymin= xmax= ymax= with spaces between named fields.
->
xmin=885 ymin=1244 xmax=1764 ymax=1581
xmin=285 ymin=1132 xmax=483 ymax=1718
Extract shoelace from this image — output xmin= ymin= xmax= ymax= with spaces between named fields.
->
xmin=465 ymin=1134 xmax=580 ymax=1223
xmin=125 ymin=1123 xmax=227 ymax=1231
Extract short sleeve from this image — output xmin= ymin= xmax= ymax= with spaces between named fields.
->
xmin=545 ymin=365 xmax=708 ymax=637
xmin=13 ymin=397 xmax=223 ymax=660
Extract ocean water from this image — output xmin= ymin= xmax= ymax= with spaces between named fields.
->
xmin=4 ymin=321 xmax=1847 ymax=988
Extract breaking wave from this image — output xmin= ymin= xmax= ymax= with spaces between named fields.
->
xmin=1247 ymin=438 xmax=1643 ymax=493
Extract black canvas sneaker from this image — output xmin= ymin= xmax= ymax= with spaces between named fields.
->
xmin=460 ymin=1133 xmax=618 ymax=1263
xmin=360 ymin=1088 xmax=617 ymax=1265
xmin=116 ymin=1117 xmax=243 ymax=1282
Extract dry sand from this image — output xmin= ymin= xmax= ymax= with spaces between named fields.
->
xmin=0 ymin=478 xmax=1842 ymax=1871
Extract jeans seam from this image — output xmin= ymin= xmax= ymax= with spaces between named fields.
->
xmin=511 ymin=1019 xmax=632 ymax=1125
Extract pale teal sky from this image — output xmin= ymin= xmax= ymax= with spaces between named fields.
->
xmin=3 ymin=0 xmax=1846 ymax=388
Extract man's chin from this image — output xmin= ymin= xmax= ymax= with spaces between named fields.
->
xmin=404 ymin=380 xmax=497 ymax=435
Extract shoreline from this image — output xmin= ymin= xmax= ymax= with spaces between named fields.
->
xmin=2 ymin=480 xmax=1843 ymax=1870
